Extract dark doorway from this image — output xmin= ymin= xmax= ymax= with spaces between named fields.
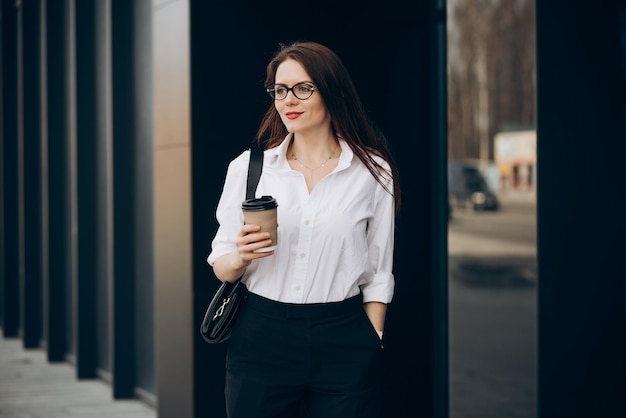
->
xmin=191 ymin=1 xmax=447 ymax=417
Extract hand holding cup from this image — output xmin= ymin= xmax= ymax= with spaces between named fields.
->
xmin=241 ymin=196 xmax=278 ymax=254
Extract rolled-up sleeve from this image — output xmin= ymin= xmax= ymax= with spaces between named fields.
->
xmin=207 ymin=151 xmax=249 ymax=266
xmin=360 ymin=168 xmax=395 ymax=304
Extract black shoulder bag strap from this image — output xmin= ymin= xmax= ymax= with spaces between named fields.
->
xmin=199 ymin=146 xmax=264 ymax=344
xmin=246 ymin=147 xmax=264 ymax=200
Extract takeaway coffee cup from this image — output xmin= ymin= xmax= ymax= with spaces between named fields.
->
xmin=242 ymin=196 xmax=278 ymax=253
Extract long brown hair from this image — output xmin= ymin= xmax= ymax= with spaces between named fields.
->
xmin=255 ymin=41 xmax=401 ymax=211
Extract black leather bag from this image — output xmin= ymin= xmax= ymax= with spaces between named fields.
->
xmin=200 ymin=279 xmax=247 ymax=344
xmin=200 ymin=147 xmax=263 ymax=344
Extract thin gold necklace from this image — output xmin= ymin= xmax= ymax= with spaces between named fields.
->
xmin=290 ymin=147 xmax=339 ymax=171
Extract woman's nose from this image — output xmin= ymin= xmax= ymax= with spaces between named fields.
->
xmin=283 ymin=90 xmax=298 ymax=104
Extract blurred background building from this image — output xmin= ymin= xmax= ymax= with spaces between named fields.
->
xmin=494 ymin=129 xmax=536 ymax=195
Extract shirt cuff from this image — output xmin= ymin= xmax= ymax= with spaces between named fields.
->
xmin=360 ymin=272 xmax=395 ymax=304
xmin=207 ymin=245 xmax=236 ymax=267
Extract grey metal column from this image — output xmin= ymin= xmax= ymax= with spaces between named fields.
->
xmin=44 ymin=0 xmax=75 ymax=362
xmin=110 ymin=0 xmax=155 ymax=401
xmin=94 ymin=0 xmax=113 ymax=382
xmin=74 ymin=0 xmax=98 ymax=378
xmin=110 ymin=0 xmax=136 ymax=398
xmin=22 ymin=0 xmax=44 ymax=349
xmin=0 ymin=0 xmax=4 ymax=329
xmin=133 ymin=0 xmax=155 ymax=404
xmin=2 ymin=0 xmax=21 ymax=339
xmin=153 ymin=0 xmax=192 ymax=415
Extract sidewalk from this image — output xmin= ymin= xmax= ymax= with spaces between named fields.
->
xmin=0 ymin=336 xmax=156 ymax=418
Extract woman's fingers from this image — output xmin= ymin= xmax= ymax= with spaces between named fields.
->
xmin=239 ymin=224 xmax=261 ymax=236
xmin=237 ymin=224 xmax=274 ymax=260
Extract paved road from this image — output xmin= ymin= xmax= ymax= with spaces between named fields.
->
xmin=449 ymin=194 xmax=537 ymax=418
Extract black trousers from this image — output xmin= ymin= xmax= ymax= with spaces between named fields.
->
xmin=225 ymin=292 xmax=383 ymax=418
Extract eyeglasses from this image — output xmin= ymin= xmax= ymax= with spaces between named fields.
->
xmin=266 ymin=82 xmax=316 ymax=100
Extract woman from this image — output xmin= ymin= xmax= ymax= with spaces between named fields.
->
xmin=208 ymin=41 xmax=400 ymax=418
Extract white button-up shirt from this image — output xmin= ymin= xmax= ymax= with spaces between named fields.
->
xmin=207 ymin=135 xmax=395 ymax=304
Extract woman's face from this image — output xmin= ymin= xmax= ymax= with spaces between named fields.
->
xmin=273 ymin=59 xmax=332 ymax=136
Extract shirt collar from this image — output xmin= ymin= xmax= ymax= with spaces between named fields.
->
xmin=336 ymin=137 xmax=353 ymax=171
xmin=266 ymin=133 xmax=292 ymax=170
xmin=267 ymin=133 xmax=355 ymax=172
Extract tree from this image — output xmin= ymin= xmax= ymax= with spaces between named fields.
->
xmin=448 ymin=0 xmax=536 ymax=161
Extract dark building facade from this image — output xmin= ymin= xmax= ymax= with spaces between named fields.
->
xmin=1 ymin=0 xmax=625 ymax=417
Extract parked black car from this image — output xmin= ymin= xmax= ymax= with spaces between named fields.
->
xmin=448 ymin=161 xmax=499 ymax=211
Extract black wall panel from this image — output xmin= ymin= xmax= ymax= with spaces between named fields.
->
xmin=190 ymin=1 xmax=448 ymax=417
xmin=537 ymin=1 xmax=626 ymax=417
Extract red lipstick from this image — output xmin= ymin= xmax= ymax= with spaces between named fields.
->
xmin=285 ymin=112 xmax=303 ymax=120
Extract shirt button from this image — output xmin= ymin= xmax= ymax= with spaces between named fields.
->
xmin=304 ymin=220 xmax=310 ymax=226
xmin=295 ymin=286 xmax=302 ymax=291
xmin=300 ymin=253 xmax=306 ymax=258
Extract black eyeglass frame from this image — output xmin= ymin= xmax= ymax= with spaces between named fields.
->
xmin=266 ymin=82 xmax=317 ymax=100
